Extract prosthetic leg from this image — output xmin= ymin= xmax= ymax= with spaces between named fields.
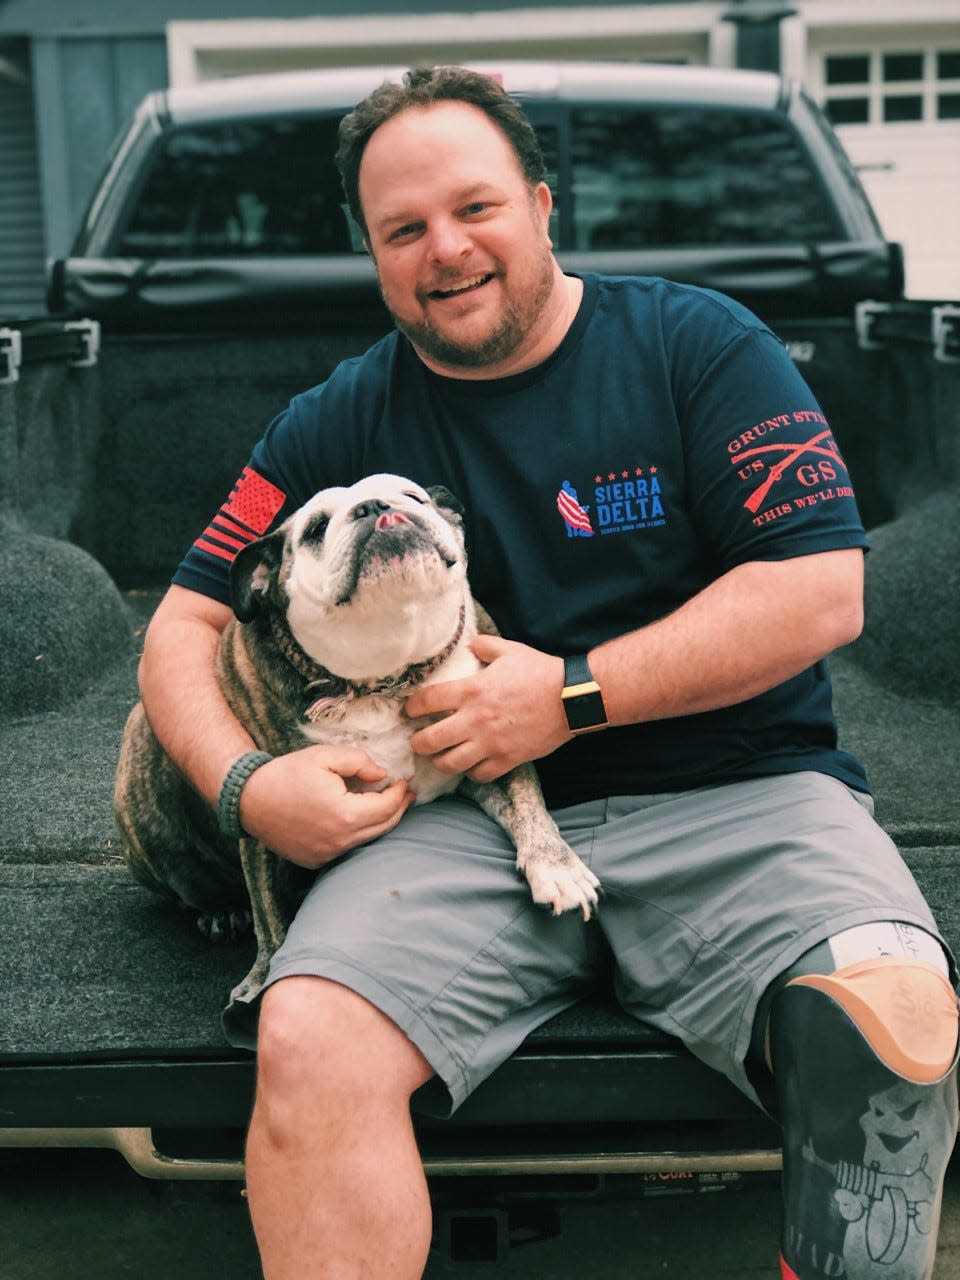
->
xmin=767 ymin=927 xmax=958 ymax=1280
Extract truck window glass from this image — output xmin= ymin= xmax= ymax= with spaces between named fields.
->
xmin=572 ymin=107 xmax=844 ymax=250
xmin=115 ymin=116 xmax=357 ymax=256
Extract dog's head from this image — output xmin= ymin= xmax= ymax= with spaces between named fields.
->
xmin=230 ymin=474 xmax=470 ymax=680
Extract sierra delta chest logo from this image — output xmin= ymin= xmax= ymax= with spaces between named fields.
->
xmin=556 ymin=465 xmax=666 ymax=538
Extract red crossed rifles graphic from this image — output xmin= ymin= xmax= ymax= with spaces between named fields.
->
xmin=739 ymin=428 xmax=846 ymax=514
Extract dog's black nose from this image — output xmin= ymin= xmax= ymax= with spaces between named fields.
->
xmin=352 ymin=499 xmax=391 ymax=521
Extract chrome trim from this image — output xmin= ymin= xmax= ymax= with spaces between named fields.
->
xmin=0 ymin=1127 xmax=245 ymax=1181
xmin=0 ymin=1127 xmax=782 ymax=1182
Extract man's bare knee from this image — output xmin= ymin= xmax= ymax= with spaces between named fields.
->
xmin=256 ymin=976 xmax=434 ymax=1114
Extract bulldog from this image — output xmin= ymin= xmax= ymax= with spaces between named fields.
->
xmin=115 ymin=474 xmax=600 ymax=1005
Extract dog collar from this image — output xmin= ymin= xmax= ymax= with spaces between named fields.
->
xmin=269 ymin=607 xmax=467 ymax=719
xmin=269 ymin=614 xmax=329 ymax=692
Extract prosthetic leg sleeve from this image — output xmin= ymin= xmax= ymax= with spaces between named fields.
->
xmin=770 ymin=958 xmax=958 ymax=1280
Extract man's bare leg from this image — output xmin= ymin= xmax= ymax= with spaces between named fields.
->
xmin=245 ymin=976 xmax=436 ymax=1279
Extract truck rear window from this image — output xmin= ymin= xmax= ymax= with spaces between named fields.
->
xmin=116 ymin=116 xmax=359 ymax=256
xmin=571 ymin=106 xmax=843 ymax=249
xmin=114 ymin=103 xmax=843 ymax=258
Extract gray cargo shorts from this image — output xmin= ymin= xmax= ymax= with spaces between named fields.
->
xmin=222 ymin=771 xmax=946 ymax=1113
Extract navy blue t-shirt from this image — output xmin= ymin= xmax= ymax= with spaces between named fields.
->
xmin=174 ymin=273 xmax=870 ymax=805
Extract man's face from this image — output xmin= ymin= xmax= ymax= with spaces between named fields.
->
xmin=358 ymin=100 xmax=559 ymax=378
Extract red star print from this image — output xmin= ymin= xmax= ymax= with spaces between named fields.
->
xmin=608 ymin=472 xmax=616 ymax=481
xmin=594 ymin=475 xmax=602 ymax=485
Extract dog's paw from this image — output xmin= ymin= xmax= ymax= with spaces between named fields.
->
xmin=195 ymin=908 xmax=253 ymax=943
xmin=523 ymin=856 xmax=600 ymax=921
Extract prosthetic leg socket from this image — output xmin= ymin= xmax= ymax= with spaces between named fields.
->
xmin=771 ymin=958 xmax=958 ymax=1280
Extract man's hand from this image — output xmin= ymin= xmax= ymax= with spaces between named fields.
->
xmin=237 ymin=744 xmax=414 ymax=869
xmin=405 ymin=635 xmax=570 ymax=782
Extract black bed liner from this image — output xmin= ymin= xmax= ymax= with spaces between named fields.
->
xmin=2 ymin=544 xmax=958 ymax=1160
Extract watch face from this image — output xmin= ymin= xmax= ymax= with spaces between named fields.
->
xmin=563 ymin=686 xmax=607 ymax=732
xmin=562 ymin=656 xmax=607 ymax=733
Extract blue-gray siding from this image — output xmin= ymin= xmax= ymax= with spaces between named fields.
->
xmin=0 ymin=49 xmax=46 ymax=317
xmin=31 ymin=34 xmax=168 ymax=262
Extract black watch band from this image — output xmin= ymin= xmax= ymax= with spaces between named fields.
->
xmin=561 ymin=654 xmax=608 ymax=735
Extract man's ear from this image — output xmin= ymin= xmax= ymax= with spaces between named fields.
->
xmin=535 ymin=180 xmax=553 ymax=246
xmin=426 ymin=484 xmax=465 ymax=525
xmin=229 ymin=529 xmax=286 ymax=623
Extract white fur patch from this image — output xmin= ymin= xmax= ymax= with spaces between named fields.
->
xmin=282 ymin=474 xmax=473 ymax=681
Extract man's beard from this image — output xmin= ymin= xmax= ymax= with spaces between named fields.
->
xmin=381 ymin=246 xmax=556 ymax=372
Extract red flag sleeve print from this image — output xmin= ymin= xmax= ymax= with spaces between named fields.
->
xmin=193 ymin=467 xmax=286 ymax=564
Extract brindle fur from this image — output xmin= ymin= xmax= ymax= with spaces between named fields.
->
xmin=115 ymin=480 xmax=599 ymax=1008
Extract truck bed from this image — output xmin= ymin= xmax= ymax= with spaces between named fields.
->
xmin=3 ymin=489 xmax=959 ymax=1178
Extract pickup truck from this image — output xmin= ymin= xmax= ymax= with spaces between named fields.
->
xmin=1 ymin=61 xmax=958 ymax=1264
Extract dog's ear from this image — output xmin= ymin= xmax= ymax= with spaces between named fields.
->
xmin=426 ymin=484 xmax=465 ymax=525
xmin=229 ymin=529 xmax=286 ymax=623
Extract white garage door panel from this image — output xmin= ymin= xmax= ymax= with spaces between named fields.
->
xmin=840 ymin=123 xmax=960 ymax=299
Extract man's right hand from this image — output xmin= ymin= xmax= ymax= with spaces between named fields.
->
xmin=236 ymin=745 xmax=415 ymax=868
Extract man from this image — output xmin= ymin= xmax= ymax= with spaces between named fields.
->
xmin=139 ymin=67 xmax=957 ymax=1279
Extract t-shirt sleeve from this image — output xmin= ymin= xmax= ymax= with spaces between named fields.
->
xmin=679 ymin=324 xmax=869 ymax=570
xmin=171 ymin=406 xmax=305 ymax=605
xmin=169 ymin=345 xmax=387 ymax=605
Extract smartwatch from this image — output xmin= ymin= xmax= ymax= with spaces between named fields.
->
xmin=561 ymin=654 xmax=608 ymax=735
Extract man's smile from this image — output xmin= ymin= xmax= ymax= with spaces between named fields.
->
xmin=426 ymin=272 xmax=495 ymax=301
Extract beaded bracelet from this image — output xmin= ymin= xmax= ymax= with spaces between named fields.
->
xmin=216 ymin=750 xmax=273 ymax=838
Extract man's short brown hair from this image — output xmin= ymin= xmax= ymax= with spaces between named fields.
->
xmin=336 ymin=66 xmax=548 ymax=238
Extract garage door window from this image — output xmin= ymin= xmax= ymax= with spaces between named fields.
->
xmin=823 ymin=48 xmax=960 ymax=126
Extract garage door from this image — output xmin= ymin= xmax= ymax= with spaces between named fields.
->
xmin=814 ymin=44 xmax=960 ymax=300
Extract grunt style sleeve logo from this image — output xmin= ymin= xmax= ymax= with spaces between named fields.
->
xmin=557 ymin=467 xmax=666 ymax=538
xmin=729 ymin=411 xmax=853 ymax=527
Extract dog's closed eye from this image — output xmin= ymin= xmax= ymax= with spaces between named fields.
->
xmin=303 ymin=513 xmax=331 ymax=544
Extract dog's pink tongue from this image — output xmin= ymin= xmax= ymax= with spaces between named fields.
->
xmin=375 ymin=511 xmax=413 ymax=530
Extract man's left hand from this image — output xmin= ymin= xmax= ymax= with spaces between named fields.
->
xmin=405 ymin=635 xmax=570 ymax=782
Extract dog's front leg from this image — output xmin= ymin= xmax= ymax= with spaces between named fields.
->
xmin=230 ymin=837 xmax=291 ymax=1005
xmin=460 ymin=767 xmax=600 ymax=919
